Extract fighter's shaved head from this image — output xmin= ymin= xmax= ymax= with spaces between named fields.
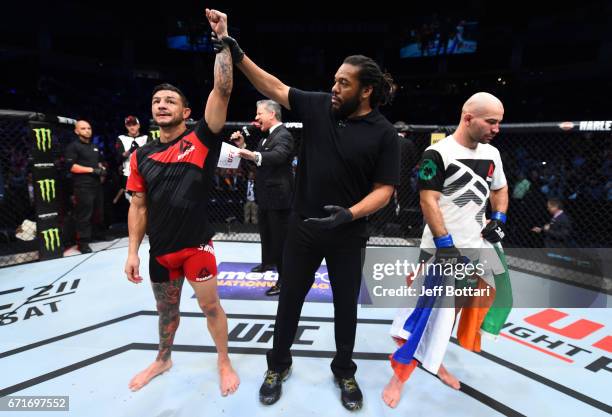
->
xmin=454 ymin=91 xmax=504 ymax=148
xmin=461 ymin=92 xmax=504 ymax=118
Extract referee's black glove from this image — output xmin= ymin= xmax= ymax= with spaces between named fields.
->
xmin=304 ymin=205 xmax=353 ymax=229
xmin=481 ymin=212 xmax=507 ymax=243
xmin=92 ymin=167 xmax=105 ymax=176
xmin=222 ymin=35 xmax=244 ymax=64
xmin=211 ymin=33 xmax=245 ymax=64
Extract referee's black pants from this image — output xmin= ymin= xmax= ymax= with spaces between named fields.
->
xmin=266 ymin=213 xmax=367 ymax=378
xmin=74 ymin=185 xmax=103 ymax=243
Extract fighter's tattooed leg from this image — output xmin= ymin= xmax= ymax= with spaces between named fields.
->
xmin=153 ymin=277 xmax=184 ymax=361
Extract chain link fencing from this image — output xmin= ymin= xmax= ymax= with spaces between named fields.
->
xmin=197 ymin=120 xmax=611 ymax=248
xmin=2 ymin=114 xmax=610 ymax=287
xmin=0 ymin=110 xmax=76 ymax=266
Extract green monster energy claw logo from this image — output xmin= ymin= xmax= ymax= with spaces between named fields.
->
xmin=419 ymin=159 xmax=438 ymax=180
xmin=41 ymin=228 xmax=61 ymax=252
xmin=150 ymin=130 xmax=160 ymax=139
xmin=33 ymin=128 xmax=52 ymax=152
xmin=37 ymin=179 xmax=56 ymax=202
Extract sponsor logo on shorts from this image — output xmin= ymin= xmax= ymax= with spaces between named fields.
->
xmin=198 ymin=243 xmax=215 ymax=255
xmin=194 ymin=267 xmax=213 ymax=282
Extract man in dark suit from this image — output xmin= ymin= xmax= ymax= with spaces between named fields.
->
xmin=531 ymin=198 xmax=574 ymax=247
xmin=231 ymin=100 xmax=295 ymax=295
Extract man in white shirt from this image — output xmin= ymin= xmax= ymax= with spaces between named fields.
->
xmin=383 ymin=92 xmax=511 ymax=408
xmin=115 ymin=115 xmax=150 ymax=202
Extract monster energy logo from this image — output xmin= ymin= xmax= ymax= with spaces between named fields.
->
xmin=33 ymin=128 xmax=52 ymax=152
xmin=41 ymin=228 xmax=61 ymax=252
xmin=37 ymin=179 xmax=56 ymax=202
xmin=150 ymin=130 xmax=160 ymax=139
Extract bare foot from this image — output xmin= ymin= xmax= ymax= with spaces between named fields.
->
xmin=437 ymin=364 xmax=460 ymax=390
xmin=382 ymin=374 xmax=405 ymax=408
xmin=218 ymin=360 xmax=240 ymax=396
xmin=128 ymin=359 xmax=172 ymax=391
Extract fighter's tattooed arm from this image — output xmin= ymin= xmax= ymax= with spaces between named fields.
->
xmin=215 ymin=48 xmax=233 ymax=98
xmin=204 ymin=33 xmax=233 ymax=133
xmin=153 ymin=277 xmax=184 ymax=362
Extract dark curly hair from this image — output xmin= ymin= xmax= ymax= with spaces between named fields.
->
xmin=342 ymin=55 xmax=394 ymax=108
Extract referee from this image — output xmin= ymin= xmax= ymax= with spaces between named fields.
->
xmin=207 ymin=9 xmax=401 ymax=411
xmin=64 ymin=120 xmax=105 ymax=254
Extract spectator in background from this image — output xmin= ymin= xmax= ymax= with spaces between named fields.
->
xmin=394 ymin=121 xmax=419 ymax=194
xmin=582 ymin=176 xmax=604 ymax=200
xmin=447 ymin=20 xmax=466 ymax=54
xmin=0 ymin=165 xmax=4 ymax=203
xmin=225 ymin=168 xmax=240 ymax=191
xmin=531 ymin=198 xmax=574 ymax=247
xmin=572 ymin=154 xmax=586 ymax=169
xmin=511 ymin=171 xmax=531 ymax=200
xmin=243 ymin=170 xmax=258 ymax=224
xmin=436 ymin=17 xmax=452 ymax=55
xmin=116 ymin=116 xmax=150 ymax=203
xmin=214 ymin=168 xmax=223 ymax=191
xmin=393 ymin=121 xmax=419 ymax=235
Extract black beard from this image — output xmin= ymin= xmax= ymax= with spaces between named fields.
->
xmin=156 ymin=116 xmax=183 ymax=128
xmin=332 ymin=93 xmax=360 ymax=120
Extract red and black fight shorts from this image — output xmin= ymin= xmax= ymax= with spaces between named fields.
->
xmin=149 ymin=241 xmax=218 ymax=283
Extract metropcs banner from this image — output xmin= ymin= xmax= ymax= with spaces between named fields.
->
xmin=203 ymin=262 xmax=371 ymax=303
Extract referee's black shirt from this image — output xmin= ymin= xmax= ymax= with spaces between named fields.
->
xmin=64 ymin=139 xmax=102 ymax=187
xmin=288 ymin=87 xmax=400 ymax=235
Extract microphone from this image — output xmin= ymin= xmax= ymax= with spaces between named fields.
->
xmin=338 ymin=120 xmax=346 ymax=128
xmin=242 ymin=121 xmax=261 ymax=137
